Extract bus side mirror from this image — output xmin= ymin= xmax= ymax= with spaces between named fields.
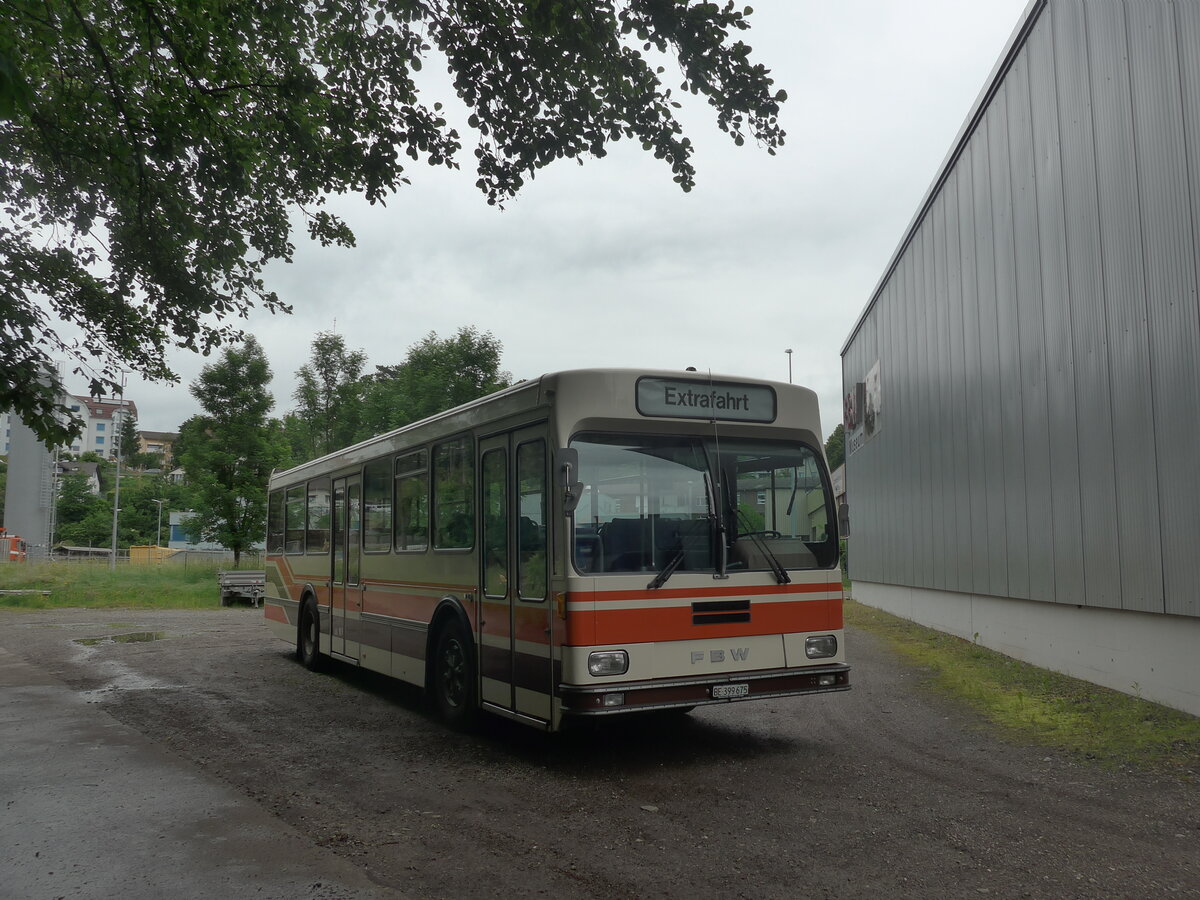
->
xmin=555 ymin=448 xmax=584 ymax=514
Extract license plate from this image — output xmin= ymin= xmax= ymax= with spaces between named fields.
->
xmin=712 ymin=682 xmax=749 ymax=700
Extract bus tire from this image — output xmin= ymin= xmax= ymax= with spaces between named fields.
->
xmin=432 ymin=621 xmax=477 ymax=731
xmin=297 ymin=597 xmax=325 ymax=672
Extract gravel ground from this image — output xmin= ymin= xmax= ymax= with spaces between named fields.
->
xmin=1 ymin=606 xmax=1196 ymax=899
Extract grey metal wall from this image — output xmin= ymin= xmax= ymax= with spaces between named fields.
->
xmin=841 ymin=0 xmax=1200 ymax=618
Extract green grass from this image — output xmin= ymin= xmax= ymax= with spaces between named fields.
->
xmin=0 ymin=561 xmax=240 ymax=609
xmin=845 ymin=598 xmax=1200 ymax=777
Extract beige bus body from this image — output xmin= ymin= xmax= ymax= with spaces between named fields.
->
xmin=264 ymin=369 xmax=849 ymax=732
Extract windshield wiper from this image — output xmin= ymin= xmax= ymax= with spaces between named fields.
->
xmin=735 ymin=509 xmax=791 ymax=585
xmin=647 ymin=548 xmax=685 ymax=590
xmin=651 ymin=471 xmax=719 ymax=589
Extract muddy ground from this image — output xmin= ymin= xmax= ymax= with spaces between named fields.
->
xmin=1 ymin=607 xmax=1196 ymax=899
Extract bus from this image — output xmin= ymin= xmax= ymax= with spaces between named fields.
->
xmin=263 ymin=369 xmax=849 ymax=731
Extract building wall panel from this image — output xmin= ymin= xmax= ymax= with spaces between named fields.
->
xmin=898 ymin=261 xmax=912 ymax=583
xmin=917 ymin=225 xmax=938 ymax=589
xmin=942 ymin=174 xmax=975 ymax=592
xmin=1127 ymin=1 xmax=1200 ymax=618
xmin=1086 ymin=0 xmax=1163 ymax=613
xmin=988 ymin=85 xmax=1031 ymax=601
xmin=1053 ymin=0 xmax=1122 ymax=611
xmin=971 ymin=118 xmax=1010 ymax=598
xmin=1006 ymin=50 xmax=1057 ymax=605
xmin=956 ymin=159 xmax=990 ymax=594
xmin=929 ymin=199 xmax=953 ymax=592
xmin=1028 ymin=13 xmax=1086 ymax=606
xmin=1174 ymin=0 xmax=1200 ymax=618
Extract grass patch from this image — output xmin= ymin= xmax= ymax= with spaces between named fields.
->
xmin=0 ymin=561 xmax=242 ymax=610
xmin=845 ymin=598 xmax=1200 ymax=776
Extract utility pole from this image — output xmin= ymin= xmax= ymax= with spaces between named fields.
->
xmin=109 ymin=373 xmax=126 ymax=570
xmin=152 ymin=499 xmax=165 ymax=551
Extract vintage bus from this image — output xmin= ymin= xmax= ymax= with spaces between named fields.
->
xmin=263 ymin=369 xmax=849 ymax=731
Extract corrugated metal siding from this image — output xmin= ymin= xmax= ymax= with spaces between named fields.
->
xmin=988 ymin=85 xmax=1031 ymax=600
xmin=1054 ymin=0 xmax=1122 ymax=611
xmin=1088 ymin=0 xmax=1163 ymax=613
xmin=1128 ymin=0 xmax=1200 ymax=619
xmin=1028 ymin=12 xmax=1087 ymax=608
xmin=841 ymin=0 xmax=1200 ymax=619
xmin=1171 ymin=0 xmax=1200 ymax=618
xmin=1007 ymin=49 xmax=1056 ymax=605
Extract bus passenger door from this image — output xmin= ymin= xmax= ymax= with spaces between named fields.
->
xmin=331 ymin=474 xmax=362 ymax=661
xmin=478 ymin=430 xmax=553 ymax=723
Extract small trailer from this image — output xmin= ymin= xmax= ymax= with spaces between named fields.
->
xmin=217 ymin=570 xmax=265 ymax=607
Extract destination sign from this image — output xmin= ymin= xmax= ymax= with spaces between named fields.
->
xmin=636 ymin=377 xmax=776 ymax=423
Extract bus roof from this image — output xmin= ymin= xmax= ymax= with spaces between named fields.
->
xmin=269 ymin=368 xmax=822 ymax=487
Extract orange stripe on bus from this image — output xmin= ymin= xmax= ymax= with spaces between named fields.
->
xmin=565 ymin=597 xmax=842 ymax=646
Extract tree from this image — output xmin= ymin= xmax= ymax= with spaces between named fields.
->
xmin=117 ymin=411 xmax=140 ymax=461
xmin=825 ymin=424 xmax=845 ymax=471
xmin=176 ymin=336 xmax=286 ymax=564
xmin=359 ymin=327 xmax=511 ymax=439
xmin=2 ymin=2 xmax=786 ymax=447
xmin=292 ymin=331 xmax=368 ymax=460
xmin=54 ymin=469 xmax=109 ymax=547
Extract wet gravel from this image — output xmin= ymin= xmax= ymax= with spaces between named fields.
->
xmin=1 ymin=607 xmax=1196 ymax=899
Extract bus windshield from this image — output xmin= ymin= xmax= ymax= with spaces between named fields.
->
xmin=570 ymin=433 xmax=837 ymax=576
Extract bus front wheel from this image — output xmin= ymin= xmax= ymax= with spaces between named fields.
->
xmin=432 ymin=622 xmax=477 ymax=730
xmin=297 ymin=598 xmax=324 ymax=672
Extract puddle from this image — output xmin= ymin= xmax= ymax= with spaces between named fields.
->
xmin=74 ymin=631 xmax=168 ymax=647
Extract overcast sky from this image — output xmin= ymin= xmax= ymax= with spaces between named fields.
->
xmin=80 ymin=0 xmax=1032 ymax=438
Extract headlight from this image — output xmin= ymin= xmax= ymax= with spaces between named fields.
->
xmin=805 ymin=635 xmax=838 ymax=659
xmin=588 ymin=650 xmax=629 ymax=676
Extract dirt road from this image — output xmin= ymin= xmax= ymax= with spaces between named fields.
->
xmin=1 ymin=607 xmax=1196 ymax=899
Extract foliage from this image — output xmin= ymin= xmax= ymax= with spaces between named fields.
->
xmin=54 ymin=470 xmax=108 ymax=547
xmin=54 ymin=467 xmax=191 ymax=548
xmin=359 ymin=327 xmax=511 ymax=440
xmin=176 ymin=336 xmax=286 ymax=564
xmin=824 ymin=423 xmax=844 ymax=471
xmin=291 ymin=331 xmax=368 ymax=460
xmin=277 ymin=411 xmax=314 ymax=471
xmin=117 ymin=410 xmax=140 ymax=460
xmin=2 ymin=1 xmax=786 ymax=447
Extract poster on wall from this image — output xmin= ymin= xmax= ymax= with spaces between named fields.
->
xmin=845 ymin=360 xmax=882 ymax=457
xmin=864 ymin=360 xmax=882 ymax=439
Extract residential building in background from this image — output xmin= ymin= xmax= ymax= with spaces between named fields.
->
xmin=137 ymin=431 xmax=179 ymax=466
xmin=841 ymin=0 xmax=1200 ymax=716
xmin=0 ymin=395 xmax=138 ymax=457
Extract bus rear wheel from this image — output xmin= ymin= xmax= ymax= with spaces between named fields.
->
xmin=432 ymin=622 xmax=476 ymax=730
xmin=297 ymin=598 xmax=324 ymax=672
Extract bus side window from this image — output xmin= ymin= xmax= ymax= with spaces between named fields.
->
xmin=433 ymin=437 xmax=474 ymax=550
xmin=363 ymin=458 xmax=392 ymax=552
xmin=517 ymin=440 xmax=547 ymax=600
xmin=306 ymin=477 xmax=331 ymax=553
xmin=395 ymin=450 xmax=429 ymax=552
xmin=267 ymin=490 xmax=285 ymax=554
xmin=284 ymin=485 xmax=305 ymax=554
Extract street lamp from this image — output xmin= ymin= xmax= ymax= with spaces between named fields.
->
xmin=785 ymin=348 xmax=793 ymax=384
xmin=152 ymin=499 xmax=165 ymax=551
